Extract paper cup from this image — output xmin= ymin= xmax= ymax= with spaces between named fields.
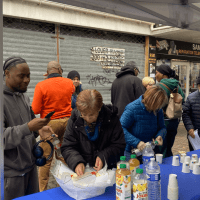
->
xmin=156 ymin=154 xmax=163 ymax=164
xmin=180 ymin=153 xmax=186 ymax=163
xmin=172 ymin=156 xmax=180 ymax=166
xmin=190 ymin=160 xmax=197 ymax=170
xmin=192 ymin=154 xmax=198 ymax=161
xmin=199 ymin=158 xmax=200 ymax=164
xmin=182 ymin=162 xmax=190 ymax=173
xmin=193 ymin=163 xmax=200 ymax=175
xmin=168 ymin=186 xmax=179 ymax=200
xmin=168 ymin=174 xmax=178 ymax=188
xmin=184 ymin=156 xmax=190 ymax=164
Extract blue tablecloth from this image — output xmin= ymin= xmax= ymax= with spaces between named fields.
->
xmin=15 ymin=150 xmax=200 ymax=200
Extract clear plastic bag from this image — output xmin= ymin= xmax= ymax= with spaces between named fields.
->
xmin=50 ymin=160 xmax=115 ymax=200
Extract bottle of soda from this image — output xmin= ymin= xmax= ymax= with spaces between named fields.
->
xmin=116 ymin=164 xmax=131 ymax=200
xmin=142 ymin=142 xmax=155 ymax=174
xmin=52 ymin=136 xmax=63 ymax=158
xmin=129 ymin=154 xmax=140 ymax=192
xmin=117 ymin=156 xmax=130 ymax=170
xmin=133 ymin=168 xmax=148 ymax=200
xmin=146 ymin=158 xmax=161 ymax=200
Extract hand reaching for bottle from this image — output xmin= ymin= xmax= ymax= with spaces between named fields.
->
xmin=38 ymin=125 xmax=58 ymax=142
xmin=137 ymin=141 xmax=146 ymax=151
xmin=153 ymin=136 xmax=163 ymax=146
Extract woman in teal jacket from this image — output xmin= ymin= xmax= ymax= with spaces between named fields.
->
xmin=120 ymin=85 xmax=167 ymax=162
xmin=156 ymin=64 xmax=185 ymax=158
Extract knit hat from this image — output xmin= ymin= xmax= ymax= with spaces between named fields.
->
xmin=156 ymin=64 xmax=175 ymax=78
xmin=126 ymin=61 xmax=140 ymax=73
xmin=67 ymin=70 xmax=80 ymax=80
xmin=3 ymin=57 xmax=27 ymax=72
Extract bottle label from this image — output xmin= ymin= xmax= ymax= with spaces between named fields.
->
xmin=147 ymin=173 xmax=160 ymax=181
xmin=116 ymin=174 xmax=131 ymax=200
xmin=133 ymin=181 xmax=148 ymax=200
xmin=142 ymin=156 xmax=154 ymax=163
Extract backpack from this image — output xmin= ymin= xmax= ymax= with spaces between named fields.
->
xmin=160 ymin=83 xmax=183 ymax=119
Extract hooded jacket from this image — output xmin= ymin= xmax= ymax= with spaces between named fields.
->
xmin=61 ymin=104 xmax=126 ymax=171
xmin=111 ymin=64 xmax=145 ymax=118
xmin=3 ymin=84 xmax=38 ymax=177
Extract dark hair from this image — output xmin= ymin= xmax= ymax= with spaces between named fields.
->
xmin=156 ymin=64 xmax=175 ymax=78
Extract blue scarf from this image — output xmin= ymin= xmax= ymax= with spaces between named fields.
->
xmin=85 ymin=121 xmax=101 ymax=141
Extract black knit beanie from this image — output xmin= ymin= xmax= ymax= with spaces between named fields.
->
xmin=156 ymin=64 xmax=175 ymax=78
xmin=67 ymin=70 xmax=80 ymax=80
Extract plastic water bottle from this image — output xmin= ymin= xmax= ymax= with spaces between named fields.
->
xmin=52 ymin=136 xmax=63 ymax=158
xmin=131 ymin=141 xmax=158 ymax=157
xmin=117 ymin=156 xmax=130 ymax=170
xmin=146 ymin=158 xmax=161 ymax=200
xmin=142 ymin=142 xmax=155 ymax=174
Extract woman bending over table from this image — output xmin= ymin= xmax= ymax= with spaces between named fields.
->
xmin=61 ymin=89 xmax=126 ymax=176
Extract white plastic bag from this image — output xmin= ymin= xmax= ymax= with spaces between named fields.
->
xmin=50 ymin=160 xmax=115 ymax=200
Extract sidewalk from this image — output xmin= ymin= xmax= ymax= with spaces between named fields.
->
xmin=43 ymin=122 xmax=189 ymax=190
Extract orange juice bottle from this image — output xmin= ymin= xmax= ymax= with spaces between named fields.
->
xmin=129 ymin=154 xmax=140 ymax=192
xmin=116 ymin=164 xmax=131 ymax=200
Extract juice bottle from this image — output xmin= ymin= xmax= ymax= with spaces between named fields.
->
xmin=116 ymin=164 xmax=131 ymax=200
xmin=133 ymin=168 xmax=148 ymax=200
xmin=117 ymin=156 xmax=130 ymax=170
xmin=129 ymin=154 xmax=140 ymax=192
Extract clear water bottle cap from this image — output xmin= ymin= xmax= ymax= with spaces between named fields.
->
xmin=150 ymin=158 xmax=155 ymax=161
xmin=120 ymin=156 xmax=126 ymax=161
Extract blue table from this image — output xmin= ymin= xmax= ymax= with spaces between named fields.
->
xmin=15 ymin=150 xmax=200 ymax=200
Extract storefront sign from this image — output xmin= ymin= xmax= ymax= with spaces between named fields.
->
xmin=90 ymin=47 xmax=125 ymax=68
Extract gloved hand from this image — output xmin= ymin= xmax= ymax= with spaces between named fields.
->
xmin=137 ymin=141 xmax=146 ymax=151
xmin=154 ymin=136 xmax=163 ymax=146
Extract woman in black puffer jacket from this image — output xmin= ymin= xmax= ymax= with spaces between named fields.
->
xmin=182 ymin=75 xmax=200 ymax=151
xmin=61 ymin=89 xmax=126 ymax=176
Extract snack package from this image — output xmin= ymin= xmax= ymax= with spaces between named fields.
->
xmin=50 ymin=160 xmax=116 ymax=200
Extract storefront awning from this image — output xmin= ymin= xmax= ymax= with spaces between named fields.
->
xmin=52 ymin=0 xmax=200 ymax=32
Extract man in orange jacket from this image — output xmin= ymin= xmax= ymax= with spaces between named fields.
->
xmin=32 ymin=60 xmax=75 ymax=192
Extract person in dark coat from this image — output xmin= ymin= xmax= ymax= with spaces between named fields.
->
xmin=67 ymin=70 xmax=83 ymax=109
xmin=61 ymin=89 xmax=126 ymax=176
xmin=111 ymin=61 xmax=146 ymax=118
xmin=182 ymin=75 xmax=200 ymax=151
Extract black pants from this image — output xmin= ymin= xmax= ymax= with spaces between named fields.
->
xmin=4 ymin=166 xmax=39 ymax=200
xmin=160 ymin=119 xmax=179 ymax=158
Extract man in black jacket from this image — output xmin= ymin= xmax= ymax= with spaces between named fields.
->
xmin=61 ymin=89 xmax=126 ymax=175
xmin=182 ymin=75 xmax=200 ymax=151
xmin=111 ymin=61 xmax=145 ymax=118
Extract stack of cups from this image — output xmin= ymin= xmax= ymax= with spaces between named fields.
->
xmin=193 ymin=163 xmax=200 ymax=175
xmin=191 ymin=154 xmax=198 ymax=162
xmin=182 ymin=162 xmax=190 ymax=173
xmin=168 ymin=174 xmax=179 ymax=200
xmin=180 ymin=153 xmax=186 ymax=164
xmin=172 ymin=156 xmax=180 ymax=166
xmin=184 ymin=156 xmax=190 ymax=164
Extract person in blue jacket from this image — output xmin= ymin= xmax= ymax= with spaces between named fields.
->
xmin=67 ymin=70 xmax=83 ymax=109
xmin=120 ymin=85 xmax=167 ymax=162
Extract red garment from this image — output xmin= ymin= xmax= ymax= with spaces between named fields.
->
xmin=32 ymin=77 xmax=75 ymax=119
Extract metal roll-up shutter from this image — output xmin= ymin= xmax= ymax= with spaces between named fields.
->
xmin=3 ymin=17 xmax=57 ymax=104
xmin=60 ymin=25 xmax=145 ymax=104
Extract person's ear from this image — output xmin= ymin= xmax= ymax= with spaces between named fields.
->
xmin=4 ymin=70 xmax=10 ymax=78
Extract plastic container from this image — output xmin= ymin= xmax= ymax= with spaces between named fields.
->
xmin=129 ymin=154 xmax=140 ymax=191
xmin=142 ymin=142 xmax=155 ymax=174
xmin=117 ymin=156 xmax=130 ymax=170
xmin=146 ymin=158 xmax=161 ymax=200
xmin=133 ymin=168 xmax=148 ymax=199
xmin=52 ymin=136 xmax=63 ymax=158
xmin=131 ymin=141 xmax=158 ymax=157
xmin=116 ymin=164 xmax=131 ymax=200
